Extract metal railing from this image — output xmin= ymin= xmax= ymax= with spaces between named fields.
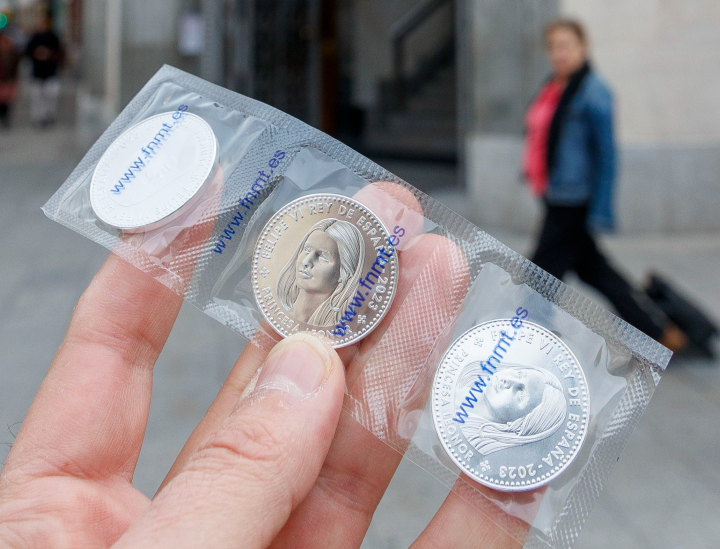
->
xmin=390 ymin=0 xmax=453 ymax=109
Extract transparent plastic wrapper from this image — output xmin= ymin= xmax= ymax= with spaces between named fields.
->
xmin=42 ymin=65 xmax=671 ymax=548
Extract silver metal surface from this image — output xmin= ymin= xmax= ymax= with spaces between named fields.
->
xmin=252 ymin=193 xmax=399 ymax=348
xmin=90 ymin=111 xmax=218 ymax=232
xmin=432 ymin=319 xmax=589 ymax=491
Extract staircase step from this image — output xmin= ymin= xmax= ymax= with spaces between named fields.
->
xmin=404 ymin=96 xmax=457 ymax=116
xmin=387 ymin=113 xmax=456 ymax=134
xmin=373 ymin=158 xmax=459 ymax=191
xmin=361 ymin=126 xmax=457 ymax=161
xmin=414 ymin=83 xmax=456 ymax=101
xmin=364 ymin=49 xmax=457 ymax=162
xmin=423 ymin=67 xmax=456 ymax=87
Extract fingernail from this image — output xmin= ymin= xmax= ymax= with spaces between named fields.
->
xmin=256 ymin=333 xmax=331 ymax=402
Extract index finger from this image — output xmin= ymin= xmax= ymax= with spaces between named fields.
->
xmin=2 ymin=170 xmax=223 ymax=487
xmin=270 ymin=219 xmax=470 ymax=547
xmin=410 ymin=479 xmax=545 ymax=548
xmin=1 ymin=253 xmax=182 ymax=486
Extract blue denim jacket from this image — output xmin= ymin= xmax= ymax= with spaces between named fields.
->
xmin=546 ymin=71 xmax=616 ymax=232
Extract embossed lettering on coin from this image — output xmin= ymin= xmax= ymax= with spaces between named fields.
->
xmin=432 ymin=319 xmax=589 ymax=491
xmin=252 ymin=193 xmax=398 ymax=347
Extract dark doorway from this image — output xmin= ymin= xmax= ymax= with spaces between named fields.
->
xmin=333 ymin=0 xmax=459 ymax=191
xmin=226 ymin=0 xmax=459 ymax=192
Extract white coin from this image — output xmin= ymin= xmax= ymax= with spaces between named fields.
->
xmin=432 ymin=320 xmax=589 ymax=491
xmin=90 ymin=111 xmax=218 ymax=232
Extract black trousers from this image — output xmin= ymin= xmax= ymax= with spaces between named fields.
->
xmin=531 ymin=204 xmax=665 ymax=340
xmin=0 ymin=104 xmax=9 ymax=127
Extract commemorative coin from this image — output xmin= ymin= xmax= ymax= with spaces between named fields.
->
xmin=252 ymin=193 xmax=399 ymax=347
xmin=90 ymin=110 xmax=219 ymax=232
xmin=432 ymin=319 xmax=589 ymax=491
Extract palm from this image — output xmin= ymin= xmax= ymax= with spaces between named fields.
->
xmin=3 ymin=475 xmax=147 ymax=546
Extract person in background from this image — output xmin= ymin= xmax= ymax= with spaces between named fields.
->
xmin=24 ymin=9 xmax=63 ymax=128
xmin=524 ymin=19 xmax=687 ymax=352
xmin=0 ymin=18 xmax=22 ymax=128
xmin=0 ymin=32 xmax=19 ymax=128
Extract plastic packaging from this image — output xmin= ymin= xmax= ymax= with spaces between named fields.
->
xmin=43 ymin=65 xmax=671 ymax=548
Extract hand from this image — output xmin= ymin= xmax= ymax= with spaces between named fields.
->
xmin=0 ymin=184 xmax=539 ymax=548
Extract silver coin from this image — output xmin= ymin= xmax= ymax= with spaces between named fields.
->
xmin=432 ymin=319 xmax=589 ymax=491
xmin=90 ymin=111 xmax=219 ymax=232
xmin=252 ymin=193 xmax=399 ymax=348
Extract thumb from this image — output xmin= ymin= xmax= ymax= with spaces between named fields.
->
xmin=113 ymin=333 xmax=346 ymax=549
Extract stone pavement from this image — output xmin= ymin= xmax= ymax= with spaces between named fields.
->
xmin=0 ymin=126 xmax=719 ymax=548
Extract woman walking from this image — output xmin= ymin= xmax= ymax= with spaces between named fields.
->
xmin=524 ymin=19 xmax=686 ymax=351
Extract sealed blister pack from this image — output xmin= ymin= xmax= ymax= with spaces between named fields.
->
xmin=43 ymin=65 xmax=671 ymax=548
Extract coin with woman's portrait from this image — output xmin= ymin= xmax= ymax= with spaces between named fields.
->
xmin=432 ymin=320 xmax=589 ymax=491
xmin=252 ymin=193 xmax=398 ymax=347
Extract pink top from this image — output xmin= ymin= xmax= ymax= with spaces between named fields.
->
xmin=524 ymin=81 xmax=563 ymax=196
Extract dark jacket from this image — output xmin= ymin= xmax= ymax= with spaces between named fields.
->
xmin=25 ymin=30 xmax=63 ymax=80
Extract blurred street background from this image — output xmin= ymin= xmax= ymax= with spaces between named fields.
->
xmin=1 ymin=1 xmax=719 ymax=547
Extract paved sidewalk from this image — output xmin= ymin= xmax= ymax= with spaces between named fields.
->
xmin=1 ymin=127 xmax=718 ymax=548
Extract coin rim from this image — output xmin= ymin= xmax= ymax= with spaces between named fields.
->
xmin=251 ymin=192 xmax=398 ymax=348
xmin=90 ymin=111 xmax=219 ymax=232
xmin=431 ymin=319 xmax=590 ymax=492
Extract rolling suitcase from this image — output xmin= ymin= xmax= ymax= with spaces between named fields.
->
xmin=645 ymin=273 xmax=719 ymax=358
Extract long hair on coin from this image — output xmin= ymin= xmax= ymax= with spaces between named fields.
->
xmin=276 ymin=218 xmax=365 ymax=326
xmin=459 ymin=365 xmax=567 ymax=456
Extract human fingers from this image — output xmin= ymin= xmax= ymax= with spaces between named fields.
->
xmin=0 ymin=253 xmax=182 ymax=489
xmin=158 ymin=329 xmax=276 ymax=492
xmin=112 ymin=333 xmax=345 ymax=549
xmin=1 ymin=169 xmax=224 ymax=490
xmin=410 ymin=480 xmax=545 ymax=549
xmin=159 ymin=183 xmax=466 ymax=549
xmin=269 ymin=232 xmax=470 ymax=548
xmin=352 ymin=180 xmax=425 ymax=252
xmin=157 ymin=180 xmax=422 ymax=489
